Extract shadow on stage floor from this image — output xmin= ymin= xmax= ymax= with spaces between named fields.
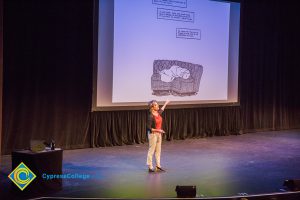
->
xmin=1 ymin=129 xmax=300 ymax=199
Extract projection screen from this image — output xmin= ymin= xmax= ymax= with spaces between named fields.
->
xmin=93 ymin=0 xmax=241 ymax=111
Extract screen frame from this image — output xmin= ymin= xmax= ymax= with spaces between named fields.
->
xmin=92 ymin=0 xmax=242 ymax=111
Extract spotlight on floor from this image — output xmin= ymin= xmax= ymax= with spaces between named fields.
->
xmin=283 ymin=179 xmax=300 ymax=191
xmin=175 ymin=185 xmax=196 ymax=198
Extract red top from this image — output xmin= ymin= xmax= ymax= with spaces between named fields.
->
xmin=154 ymin=114 xmax=162 ymax=130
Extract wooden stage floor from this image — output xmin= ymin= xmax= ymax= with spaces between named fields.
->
xmin=1 ymin=129 xmax=300 ymax=199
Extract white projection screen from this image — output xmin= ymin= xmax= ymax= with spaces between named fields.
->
xmin=93 ymin=0 xmax=241 ymax=111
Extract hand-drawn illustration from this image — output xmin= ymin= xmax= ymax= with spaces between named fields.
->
xmin=159 ymin=65 xmax=191 ymax=82
xmin=151 ymin=60 xmax=203 ymax=96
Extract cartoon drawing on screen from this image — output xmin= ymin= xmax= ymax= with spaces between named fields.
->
xmin=159 ymin=66 xmax=191 ymax=82
xmin=151 ymin=60 xmax=203 ymax=96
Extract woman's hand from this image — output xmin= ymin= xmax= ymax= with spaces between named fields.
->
xmin=159 ymin=129 xmax=165 ymax=134
xmin=151 ymin=129 xmax=165 ymax=133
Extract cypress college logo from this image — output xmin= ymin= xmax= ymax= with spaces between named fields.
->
xmin=8 ymin=162 xmax=36 ymax=191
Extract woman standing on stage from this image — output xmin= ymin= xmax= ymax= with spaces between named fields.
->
xmin=146 ymin=100 xmax=170 ymax=172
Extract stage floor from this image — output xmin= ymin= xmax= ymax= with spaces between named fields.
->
xmin=1 ymin=129 xmax=300 ymax=199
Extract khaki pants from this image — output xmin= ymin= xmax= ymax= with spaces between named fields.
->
xmin=146 ymin=133 xmax=162 ymax=169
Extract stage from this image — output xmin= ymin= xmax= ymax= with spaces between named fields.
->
xmin=1 ymin=129 xmax=300 ymax=199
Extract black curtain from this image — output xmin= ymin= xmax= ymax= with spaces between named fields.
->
xmin=239 ymin=0 xmax=300 ymax=132
xmin=2 ymin=0 xmax=300 ymax=154
xmin=89 ymin=107 xmax=241 ymax=147
xmin=3 ymin=0 xmax=93 ymax=154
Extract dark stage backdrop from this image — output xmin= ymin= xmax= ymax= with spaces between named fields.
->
xmin=2 ymin=0 xmax=300 ymax=154
xmin=3 ymin=0 xmax=93 ymax=154
xmin=0 ymin=0 xmax=3 ymax=155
